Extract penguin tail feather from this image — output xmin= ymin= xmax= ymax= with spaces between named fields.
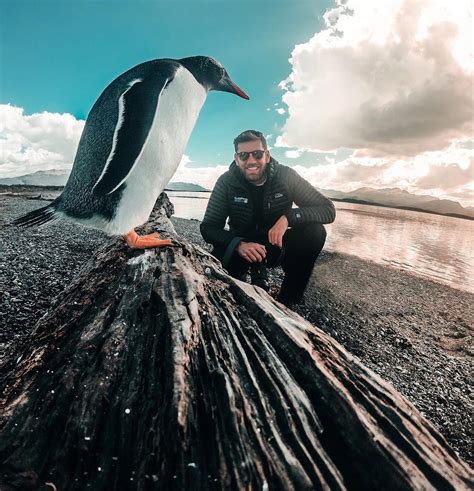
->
xmin=13 ymin=203 xmax=59 ymax=228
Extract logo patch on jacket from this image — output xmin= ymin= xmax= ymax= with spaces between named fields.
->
xmin=274 ymin=193 xmax=284 ymax=199
xmin=234 ymin=196 xmax=248 ymax=204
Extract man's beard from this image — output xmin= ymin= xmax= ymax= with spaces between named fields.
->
xmin=241 ymin=165 xmax=266 ymax=184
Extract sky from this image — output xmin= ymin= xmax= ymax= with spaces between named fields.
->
xmin=1 ymin=0 xmax=473 ymax=206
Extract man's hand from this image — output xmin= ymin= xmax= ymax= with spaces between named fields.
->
xmin=236 ymin=242 xmax=267 ymax=263
xmin=268 ymin=215 xmax=288 ymax=248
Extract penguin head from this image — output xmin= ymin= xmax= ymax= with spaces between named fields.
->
xmin=179 ymin=56 xmax=249 ymax=99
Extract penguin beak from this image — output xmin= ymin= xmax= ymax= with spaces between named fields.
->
xmin=218 ymin=76 xmax=250 ymax=100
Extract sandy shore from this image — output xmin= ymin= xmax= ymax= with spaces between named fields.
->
xmin=1 ymin=189 xmax=472 ymax=465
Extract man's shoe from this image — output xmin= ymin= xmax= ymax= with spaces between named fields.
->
xmin=250 ymin=262 xmax=269 ymax=291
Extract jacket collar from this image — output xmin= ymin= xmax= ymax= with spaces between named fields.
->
xmin=229 ymin=157 xmax=279 ymax=184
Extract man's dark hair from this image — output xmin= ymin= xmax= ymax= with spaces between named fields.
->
xmin=233 ymin=130 xmax=268 ymax=152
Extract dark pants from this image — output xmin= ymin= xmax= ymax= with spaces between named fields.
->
xmin=213 ymin=223 xmax=327 ymax=303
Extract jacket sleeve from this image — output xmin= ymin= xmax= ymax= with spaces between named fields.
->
xmin=200 ymin=175 xmax=241 ymax=250
xmin=284 ymin=168 xmax=336 ymax=226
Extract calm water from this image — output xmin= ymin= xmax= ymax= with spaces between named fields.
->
xmin=167 ymin=191 xmax=474 ymax=293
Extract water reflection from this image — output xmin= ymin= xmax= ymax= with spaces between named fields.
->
xmin=325 ymin=205 xmax=474 ymax=293
xmin=168 ymin=192 xmax=474 ymax=293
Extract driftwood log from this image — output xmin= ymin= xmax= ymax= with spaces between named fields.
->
xmin=1 ymin=195 xmax=472 ymax=490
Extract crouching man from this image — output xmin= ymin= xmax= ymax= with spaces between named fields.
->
xmin=200 ymin=130 xmax=336 ymax=306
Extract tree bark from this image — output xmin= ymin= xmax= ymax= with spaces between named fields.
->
xmin=1 ymin=195 xmax=472 ymax=490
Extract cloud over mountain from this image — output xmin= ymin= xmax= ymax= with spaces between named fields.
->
xmin=292 ymin=143 xmax=473 ymax=207
xmin=0 ymin=104 xmax=84 ymax=177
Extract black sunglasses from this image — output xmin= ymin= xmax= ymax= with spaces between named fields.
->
xmin=236 ymin=150 xmax=267 ymax=161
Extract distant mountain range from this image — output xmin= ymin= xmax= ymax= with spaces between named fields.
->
xmin=0 ymin=169 xmax=70 ymax=187
xmin=0 ymin=170 xmax=472 ymax=219
xmin=321 ymin=187 xmax=474 ymax=219
xmin=0 ymin=170 xmax=209 ymax=192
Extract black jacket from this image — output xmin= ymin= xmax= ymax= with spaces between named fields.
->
xmin=200 ymin=158 xmax=336 ymax=263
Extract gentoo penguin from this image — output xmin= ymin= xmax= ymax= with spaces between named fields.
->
xmin=14 ymin=56 xmax=249 ymax=248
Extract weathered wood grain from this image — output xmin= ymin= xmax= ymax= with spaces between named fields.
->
xmin=1 ymin=195 xmax=472 ymax=490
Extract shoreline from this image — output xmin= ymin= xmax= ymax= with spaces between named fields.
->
xmin=2 ymin=183 xmax=474 ymax=221
xmin=1 ymin=195 xmax=472 ymax=465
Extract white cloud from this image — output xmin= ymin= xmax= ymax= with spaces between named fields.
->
xmin=173 ymin=157 xmax=229 ymax=191
xmin=415 ymin=161 xmax=473 ymax=190
xmin=0 ymin=104 xmax=84 ymax=177
xmin=292 ymin=141 xmax=474 ymax=206
xmin=285 ymin=150 xmax=302 ymax=159
xmin=276 ymin=107 xmax=286 ymax=115
xmin=179 ymin=154 xmax=191 ymax=167
xmin=278 ymin=0 xmax=473 ymax=156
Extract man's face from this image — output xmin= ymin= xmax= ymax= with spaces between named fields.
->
xmin=235 ymin=140 xmax=270 ymax=185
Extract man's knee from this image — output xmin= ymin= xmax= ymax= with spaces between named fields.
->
xmin=285 ymin=223 xmax=326 ymax=256
xmin=308 ymin=223 xmax=327 ymax=252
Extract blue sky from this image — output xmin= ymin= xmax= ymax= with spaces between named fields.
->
xmin=1 ymin=0 xmax=473 ymax=206
xmin=1 ymin=0 xmax=331 ymax=166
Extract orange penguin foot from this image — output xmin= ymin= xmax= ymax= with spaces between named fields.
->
xmin=123 ymin=230 xmax=176 ymax=249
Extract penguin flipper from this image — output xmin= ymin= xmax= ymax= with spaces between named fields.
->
xmin=92 ymin=73 xmax=172 ymax=196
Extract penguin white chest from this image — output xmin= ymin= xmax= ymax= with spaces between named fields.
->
xmin=110 ymin=67 xmax=207 ymax=234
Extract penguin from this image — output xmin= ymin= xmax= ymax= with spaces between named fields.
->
xmin=14 ymin=56 xmax=249 ymax=249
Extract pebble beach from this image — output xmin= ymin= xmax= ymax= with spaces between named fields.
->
xmin=0 ymin=187 xmax=472 ymax=466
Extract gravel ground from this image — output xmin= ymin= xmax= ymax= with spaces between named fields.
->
xmin=1 ymin=188 xmax=472 ymax=466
